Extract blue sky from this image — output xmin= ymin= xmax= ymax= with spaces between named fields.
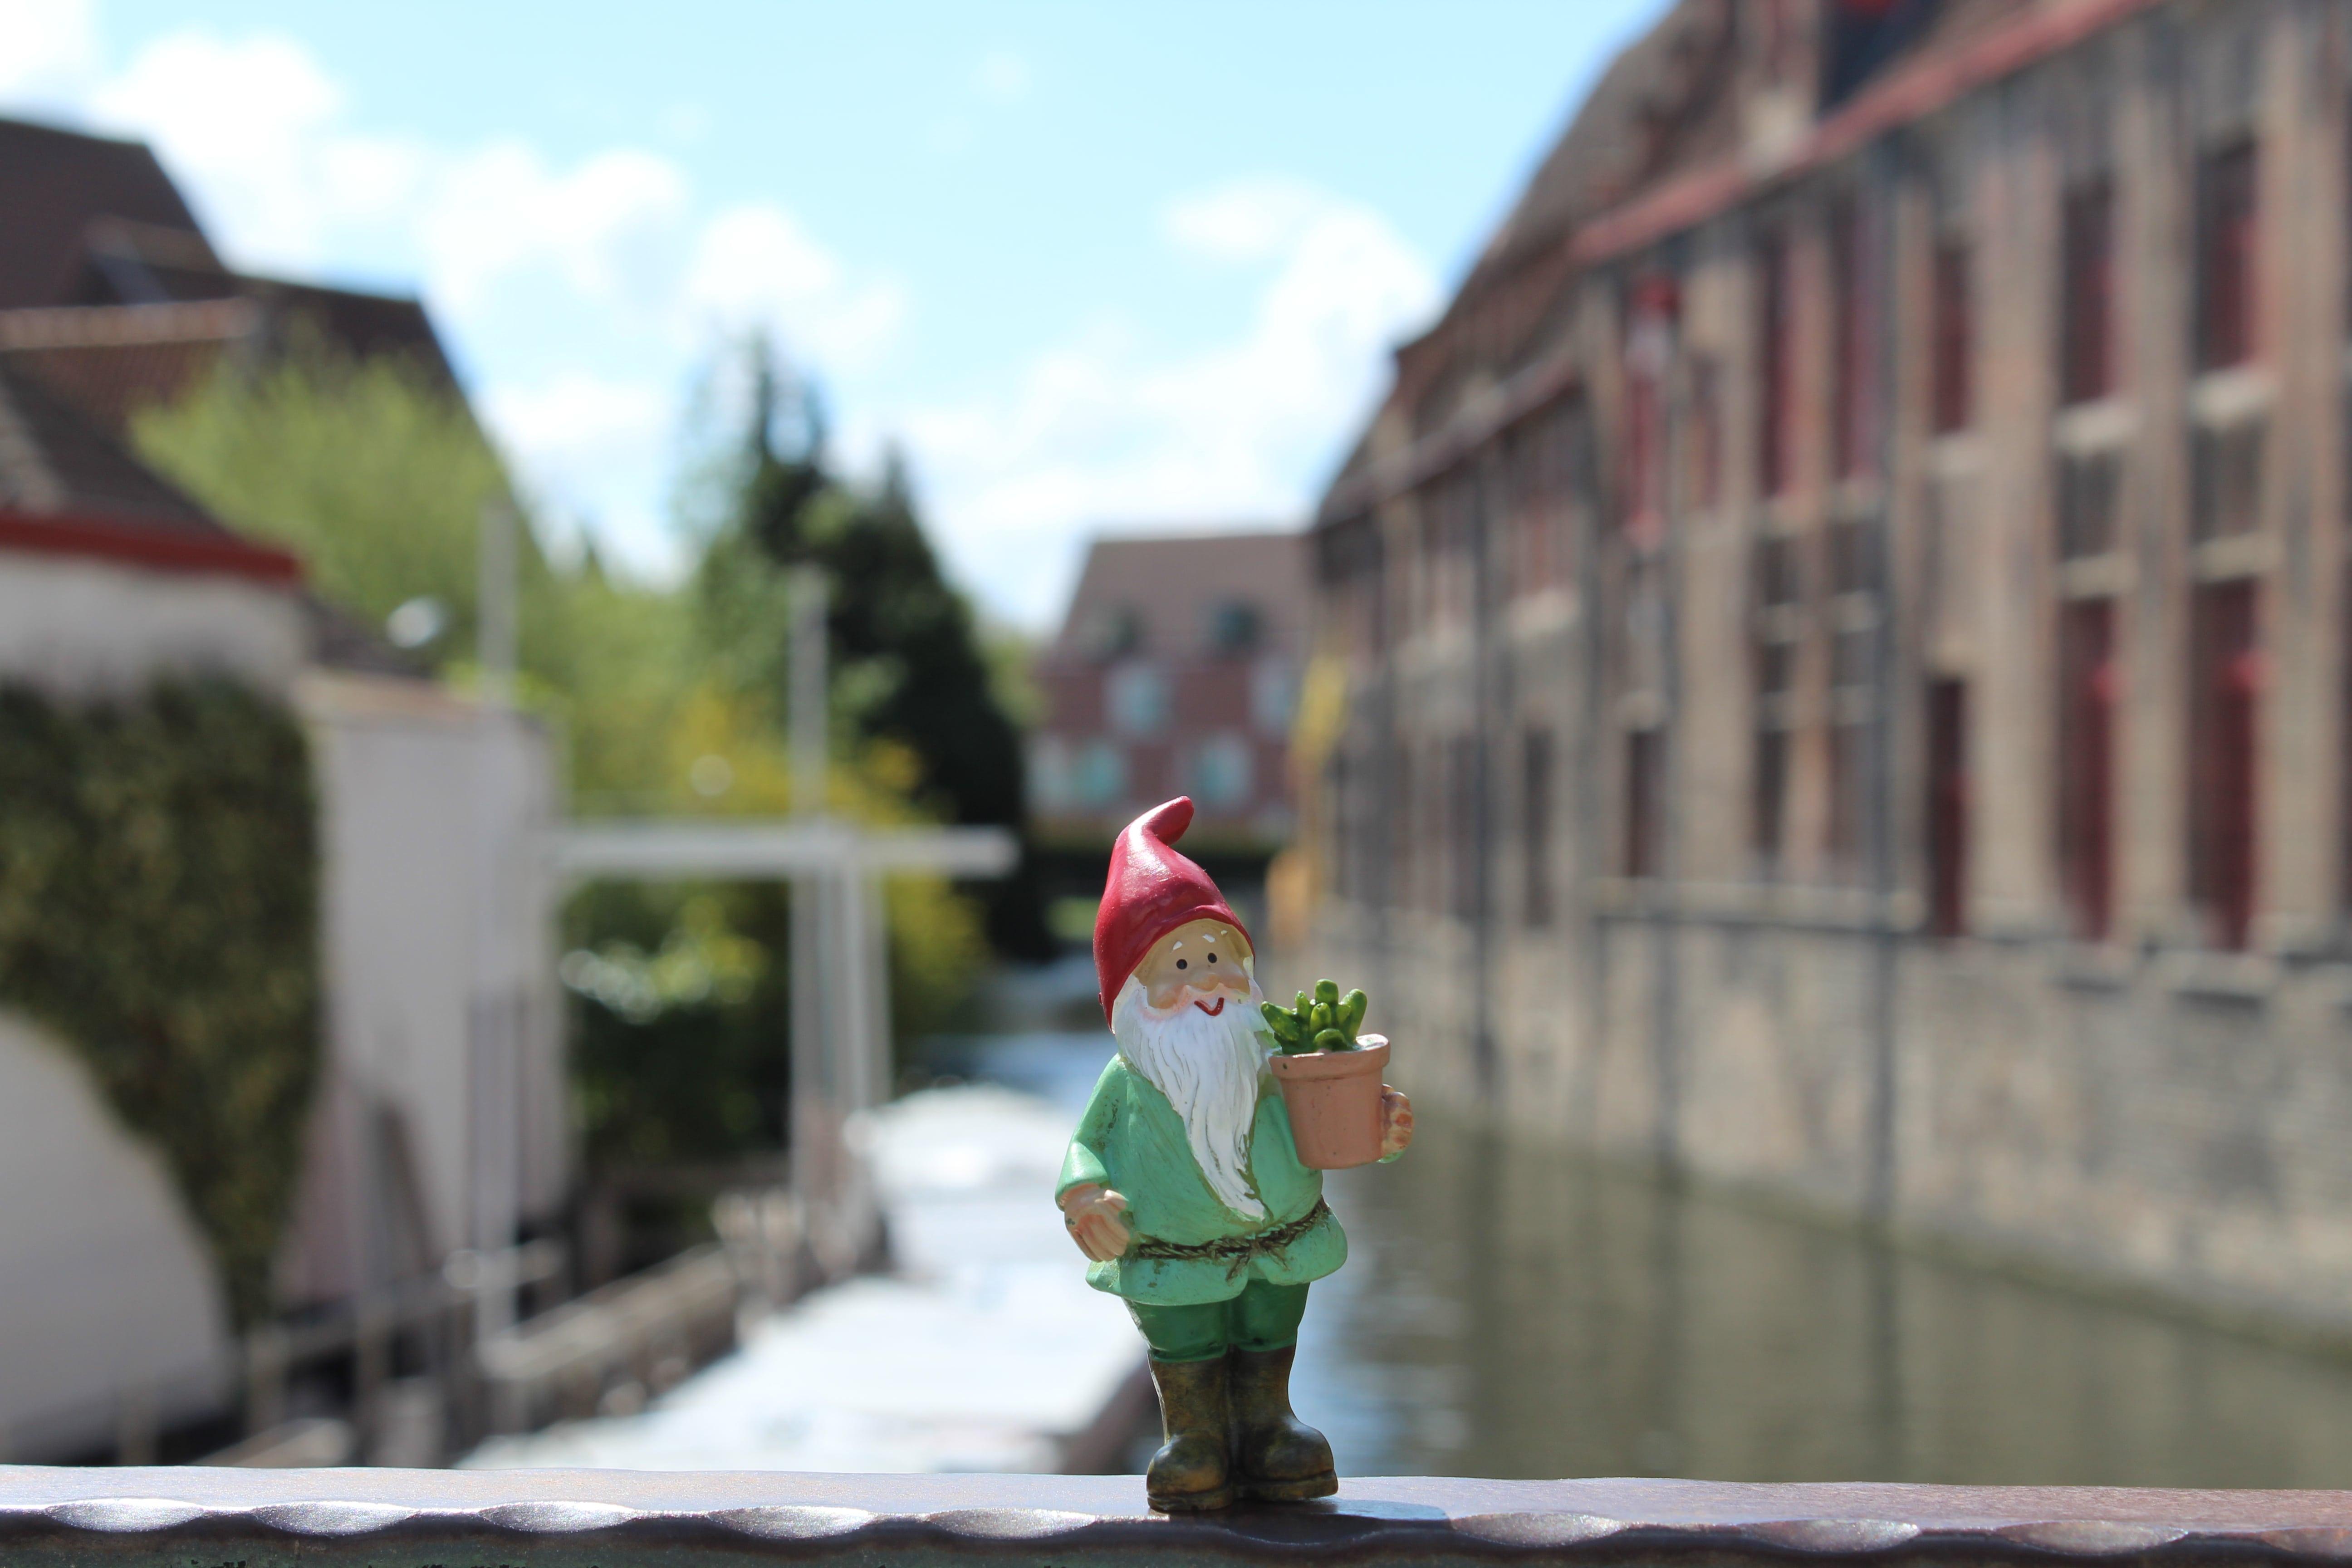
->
xmin=2 ymin=0 xmax=1670 ymax=627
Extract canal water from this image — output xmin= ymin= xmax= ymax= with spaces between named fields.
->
xmin=926 ymin=1024 xmax=2352 ymax=1489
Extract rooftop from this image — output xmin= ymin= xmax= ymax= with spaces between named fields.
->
xmin=1047 ymin=530 xmax=1308 ymax=666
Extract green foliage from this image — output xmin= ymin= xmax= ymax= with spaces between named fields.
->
xmin=131 ymin=342 xmax=524 ymax=655
xmin=131 ymin=337 xmax=1000 ymax=1193
xmin=0 ymin=681 xmax=319 ymax=1327
xmin=566 ymin=883 xmax=789 ymax=1167
xmin=1260 ymin=979 xmax=1368 ymax=1055
xmin=722 ymin=343 xmax=1050 ymax=958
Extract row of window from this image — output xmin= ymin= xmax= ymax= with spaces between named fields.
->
xmin=1329 ymin=730 xmax=1559 ymax=929
xmin=1030 ymin=733 xmax=1263 ymax=815
xmin=1338 ymin=609 xmax=2257 ymax=953
xmin=1092 ymin=658 xmax=1297 ymax=740
xmin=1742 ymin=139 xmax=2260 ymax=503
xmin=1078 ymin=598 xmax=1274 ymax=662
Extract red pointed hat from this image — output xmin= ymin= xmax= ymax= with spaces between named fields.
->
xmin=1094 ymin=797 xmax=1250 ymax=1022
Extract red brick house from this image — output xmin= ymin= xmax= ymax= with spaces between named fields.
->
xmin=1032 ymin=531 xmax=1308 ymax=871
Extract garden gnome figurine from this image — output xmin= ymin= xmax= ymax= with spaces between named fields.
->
xmin=1058 ymin=797 xmax=1413 ymax=1512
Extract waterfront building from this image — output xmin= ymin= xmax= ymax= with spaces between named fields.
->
xmin=1302 ymin=0 xmax=2352 ymax=1333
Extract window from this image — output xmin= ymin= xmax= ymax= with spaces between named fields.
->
xmin=1392 ymin=746 xmax=1416 ymax=911
xmin=2060 ymin=180 xmax=2115 ymax=405
xmin=1926 ymin=679 xmax=1969 ymax=936
xmin=1506 ymin=398 xmax=1580 ymax=593
xmin=2057 ymin=450 xmax=2122 ymax=559
xmin=1752 ymin=534 xmax=1801 ymax=866
xmin=1623 ymin=281 xmax=1673 ymax=544
xmin=1426 ymin=740 xmax=1450 ymax=913
xmin=1687 ymin=357 xmax=1723 ymax=512
xmin=1623 ymin=364 xmax=1664 ymax=539
xmin=1205 ymin=599 xmax=1261 ymax=656
xmin=2196 ymin=140 xmax=2259 ymax=372
xmin=1028 ymin=736 xmax=1071 ymax=812
xmin=2057 ymin=599 xmax=2117 ymax=941
xmin=2189 ymin=581 xmax=2259 ymax=950
xmin=1104 ymin=662 xmax=1169 ymax=736
xmin=1826 ymin=721 xmax=1865 ymax=881
xmin=1758 ymin=233 xmax=1795 ymax=496
xmin=1186 ymin=733 xmax=1254 ymax=809
xmin=1422 ymin=474 xmax=1476 ymax=632
xmin=1523 ymin=727 xmax=1555 ymax=926
xmin=1830 ymin=197 xmax=1872 ymax=479
xmin=1828 ymin=516 xmax=1877 ymax=597
xmin=2191 ymin=420 xmax=2262 ymax=541
xmin=1754 ymin=727 xmax=1791 ymax=868
xmin=1250 ymin=659 xmax=1295 ymax=734
xmin=1448 ymin=736 xmax=1482 ymax=921
xmin=1625 ymin=728 xmax=1662 ymax=879
xmin=1756 ymin=532 xmax=1801 ymax=607
xmin=1931 ymin=238 xmax=1972 ymax=433
xmin=1087 ymin=605 xmax=1143 ymax=661
xmin=1075 ymin=739 xmax=1126 ymax=810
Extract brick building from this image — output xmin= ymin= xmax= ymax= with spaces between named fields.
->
xmin=1304 ymin=0 xmax=2352 ymax=1333
xmin=1031 ymin=531 xmax=1306 ymax=925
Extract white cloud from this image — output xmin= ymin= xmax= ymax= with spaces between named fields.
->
xmin=972 ymin=49 xmax=1031 ymax=106
xmin=59 ymin=23 xmax=890 ymax=372
xmin=4 ymin=16 xmax=1428 ymax=629
xmin=902 ymin=179 xmax=1438 ymax=626
xmin=479 ymin=372 xmax=678 ymax=570
xmin=12 ymin=16 xmax=904 ymax=587
xmin=418 ymin=140 xmax=690 ymax=318
xmin=1163 ymin=175 xmax=1334 ymax=264
xmin=682 ymin=201 xmax=907 ymax=372
xmin=84 ymin=29 xmax=358 ymax=268
xmin=0 ymin=0 xmax=98 ymax=105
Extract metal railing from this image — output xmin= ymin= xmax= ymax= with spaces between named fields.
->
xmin=1 ymin=1470 xmax=2347 ymax=1566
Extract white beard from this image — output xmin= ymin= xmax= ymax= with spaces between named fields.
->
xmin=1112 ymin=977 xmax=1268 ymax=1220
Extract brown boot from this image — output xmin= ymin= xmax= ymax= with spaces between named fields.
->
xmin=1228 ymin=1345 xmax=1337 ymax=1501
xmin=1143 ymin=1356 xmax=1237 ymax=1512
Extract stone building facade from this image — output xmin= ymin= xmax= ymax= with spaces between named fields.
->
xmin=1304 ymin=0 xmax=2352 ymax=1333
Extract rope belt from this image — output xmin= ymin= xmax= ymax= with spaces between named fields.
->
xmin=1131 ymin=1198 xmax=1332 ymax=1280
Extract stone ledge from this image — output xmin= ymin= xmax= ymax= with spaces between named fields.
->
xmin=5 ymin=1470 xmax=2352 ymax=1565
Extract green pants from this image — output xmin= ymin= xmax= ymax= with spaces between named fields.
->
xmin=1126 ymin=1280 xmax=1310 ymax=1363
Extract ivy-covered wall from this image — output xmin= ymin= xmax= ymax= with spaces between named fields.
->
xmin=0 ymin=680 xmax=320 ymax=1327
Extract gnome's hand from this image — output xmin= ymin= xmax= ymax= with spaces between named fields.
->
xmin=1379 ymin=1088 xmax=1415 ymax=1159
xmin=1060 ymin=1183 xmax=1132 ymax=1261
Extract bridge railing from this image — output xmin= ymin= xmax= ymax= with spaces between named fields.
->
xmin=9 ymin=1469 xmax=2352 ymax=1567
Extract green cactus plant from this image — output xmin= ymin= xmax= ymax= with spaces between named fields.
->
xmin=1259 ymin=977 xmax=1370 ymax=1055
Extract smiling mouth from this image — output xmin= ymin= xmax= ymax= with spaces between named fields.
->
xmin=1194 ymin=996 xmax=1226 ymax=1016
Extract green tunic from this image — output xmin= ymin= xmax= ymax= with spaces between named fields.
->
xmin=1056 ymin=1054 xmax=1348 ymax=1306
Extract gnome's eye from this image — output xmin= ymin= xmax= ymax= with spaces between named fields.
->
xmin=1174 ymin=959 xmax=1188 ymax=970
xmin=1207 ymin=953 xmax=1218 ymax=963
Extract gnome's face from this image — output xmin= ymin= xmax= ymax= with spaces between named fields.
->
xmin=1128 ymin=918 xmax=1254 ymax=1014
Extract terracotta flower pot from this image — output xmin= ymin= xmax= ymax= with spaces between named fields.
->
xmin=1269 ymin=1036 xmax=1390 ymax=1170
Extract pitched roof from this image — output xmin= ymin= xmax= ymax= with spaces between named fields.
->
xmin=0 ymin=281 xmax=461 ymax=439
xmin=0 ymin=356 xmax=298 ymax=583
xmin=0 ymin=118 xmax=219 ymax=311
xmin=1047 ymin=530 xmax=1308 ymax=665
xmin=0 ymin=114 xmax=462 ymax=425
xmin=0 ymin=299 xmax=255 ymax=432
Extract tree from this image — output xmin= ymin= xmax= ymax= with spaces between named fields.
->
xmin=130 ymin=344 xmax=991 ymax=1214
xmin=720 ymin=339 xmax=1051 ymax=957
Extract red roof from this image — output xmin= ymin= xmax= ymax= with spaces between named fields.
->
xmin=0 ymin=356 xmax=299 ymax=585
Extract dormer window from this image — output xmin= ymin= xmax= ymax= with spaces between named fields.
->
xmin=1205 ymin=599 xmax=1260 ymax=657
xmin=1088 ymin=605 xmax=1142 ymax=663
